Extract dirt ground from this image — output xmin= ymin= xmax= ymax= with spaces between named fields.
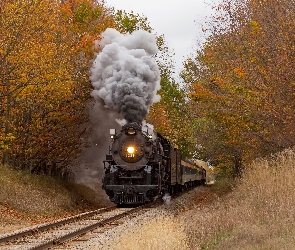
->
xmin=0 ymin=205 xmax=32 ymax=234
xmin=0 ymin=204 xmax=83 ymax=235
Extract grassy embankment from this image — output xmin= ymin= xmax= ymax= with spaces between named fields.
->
xmin=0 ymin=166 xmax=112 ymax=233
xmin=105 ymin=148 xmax=295 ymax=250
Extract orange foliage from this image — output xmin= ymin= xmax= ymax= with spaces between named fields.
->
xmin=0 ymin=0 xmax=117 ymax=168
xmin=182 ymin=0 xmax=295 ymax=173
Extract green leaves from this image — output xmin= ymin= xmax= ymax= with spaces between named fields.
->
xmin=74 ymin=0 xmax=102 ymax=24
xmin=114 ymin=10 xmax=152 ymax=34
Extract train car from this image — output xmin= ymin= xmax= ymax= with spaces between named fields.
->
xmin=102 ymin=122 xmax=206 ymax=205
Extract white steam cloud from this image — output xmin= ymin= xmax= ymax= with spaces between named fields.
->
xmin=90 ymin=28 xmax=161 ymax=124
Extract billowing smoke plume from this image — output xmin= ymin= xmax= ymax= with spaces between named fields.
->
xmin=90 ymin=28 xmax=161 ymax=124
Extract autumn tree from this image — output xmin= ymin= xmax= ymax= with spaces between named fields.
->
xmin=113 ymin=10 xmax=153 ymax=33
xmin=146 ymin=36 xmax=198 ymax=157
xmin=0 ymin=0 xmax=69 ymax=166
xmin=0 ymin=0 xmax=116 ymax=174
xmin=182 ymin=0 xmax=295 ymax=176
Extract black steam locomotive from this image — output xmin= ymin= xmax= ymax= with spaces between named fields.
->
xmin=102 ymin=122 xmax=206 ymax=205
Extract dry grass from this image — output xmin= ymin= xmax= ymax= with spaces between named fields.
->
xmin=104 ymin=148 xmax=295 ymax=250
xmin=0 ymin=165 xmax=111 ymax=232
xmin=0 ymin=167 xmax=71 ymax=214
xmin=183 ymin=148 xmax=295 ymax=249
xmin=98 ymin=212 xmax=190 ymax=250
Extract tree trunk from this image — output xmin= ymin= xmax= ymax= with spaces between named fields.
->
xmin=232 ymin=152 xmax=243 ymax=178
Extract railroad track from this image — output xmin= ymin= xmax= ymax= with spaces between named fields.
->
xmin=0 ymin=204 xmax=152 ymax=250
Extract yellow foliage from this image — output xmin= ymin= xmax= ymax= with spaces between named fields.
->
xmin=233 ymin=67 xmax=247 ymax=79
xmin=249 ymin=20 xmax=262 ymax=34
xmin=190 ymin=82 xmax=215 ymax=102
xmin=0 ymin=0 xmax=117 ymax=166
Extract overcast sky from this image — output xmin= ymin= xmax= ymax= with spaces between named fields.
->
xmin=105 ymin=0 xmax=214 ymax=78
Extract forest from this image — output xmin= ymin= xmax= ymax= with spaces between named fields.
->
xmin=0 ymin=0 xmax=294 ymax=178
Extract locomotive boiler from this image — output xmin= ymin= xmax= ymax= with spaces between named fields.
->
xmin=102 ymin=122 xmax=206 ymax=205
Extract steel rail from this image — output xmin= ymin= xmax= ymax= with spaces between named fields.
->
xmin=0 ymin=206 xmax=117 ymax=244
xmin=30 ymin=206 xmax=146 ymax=250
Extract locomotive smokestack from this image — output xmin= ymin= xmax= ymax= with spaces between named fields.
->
xmin=90 ymin=28 xmax=161 ymax=124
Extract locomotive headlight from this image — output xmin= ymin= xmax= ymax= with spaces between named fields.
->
xmin=118 ymin=138 xmax=145 ymax=164
xmin=127 ymin=146 xmax=135 ymax=154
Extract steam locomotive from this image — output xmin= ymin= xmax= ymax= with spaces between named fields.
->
xmin=102 ymin=122 xmax=206 ymax=205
